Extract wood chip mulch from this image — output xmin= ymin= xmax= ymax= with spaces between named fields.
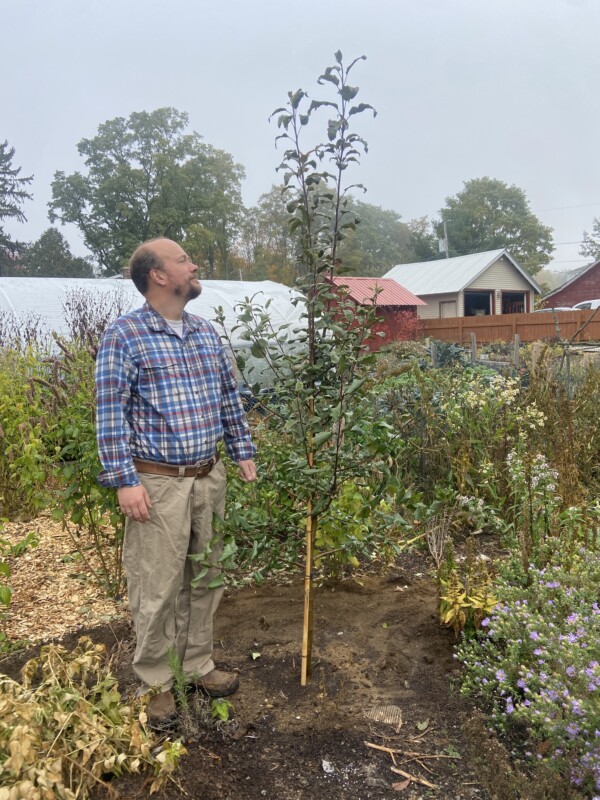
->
xmin=1 ymin=516 xmax=128 ymax=644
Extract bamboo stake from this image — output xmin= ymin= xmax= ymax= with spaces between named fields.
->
xmin=301 ymin=419 xmax=316 ymax=686
xmin=301 ymin=505 xmax=316 ymax=685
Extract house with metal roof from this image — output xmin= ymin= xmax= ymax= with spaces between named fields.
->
xmin=383 ymin=249 xmax=541 ymax=319
xmin=328 ymin=276 xmax=426 ymax=348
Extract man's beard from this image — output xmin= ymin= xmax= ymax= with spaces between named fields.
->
xmin=176 ymin=282 xmax=202 ymax=302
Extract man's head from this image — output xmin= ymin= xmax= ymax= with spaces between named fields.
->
xmin=129 ymin=238 xmax=201 ymax=303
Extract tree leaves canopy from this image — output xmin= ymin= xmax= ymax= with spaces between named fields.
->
xmin=49 ymin=108 xmax=245 ymax=276
xmin=438 ymin=177 xmax=554 ymax=275
xmin=337 ymin=199 xmax=415 ymax=275
xmin=580 ymin=218 xmax=600 ymax=262
xmin=0 ymin=141 xmax=33 ymax=275
xmin=21 ymin=227 xmax=95 ymax=277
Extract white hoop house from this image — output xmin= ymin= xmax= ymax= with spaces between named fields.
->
xmin=0 ymin=277 xmax=305 ymax=352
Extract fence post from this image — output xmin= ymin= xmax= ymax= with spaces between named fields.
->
xmin=513 ymin=334 xmax=521 ymax=370
xmin=470 ymin=332 xmax=477 ymax=363
xmin=431 ymin=340 xmax=438 ymax=368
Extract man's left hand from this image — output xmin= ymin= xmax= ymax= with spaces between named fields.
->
xmin=238 ymin=459 xmax=257 ymax=482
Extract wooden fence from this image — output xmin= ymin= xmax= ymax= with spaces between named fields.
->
xmin=419 ymin=310 xmax=600 ymax=344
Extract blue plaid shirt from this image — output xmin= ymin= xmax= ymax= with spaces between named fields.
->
xmin=95 ymin=302 xmax=255 ymax=488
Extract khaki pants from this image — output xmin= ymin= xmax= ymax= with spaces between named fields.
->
xmin=123 ymin=458 xmax=227 ymax=691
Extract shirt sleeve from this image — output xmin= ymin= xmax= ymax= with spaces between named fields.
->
xmin=95 ymin=326 xmax=140 ymax=488
xmin=218 ymin=344 xmax=256 ymax=463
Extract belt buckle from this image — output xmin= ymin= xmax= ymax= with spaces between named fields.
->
xmin=194 ymin=456 xmax=214 ymax=477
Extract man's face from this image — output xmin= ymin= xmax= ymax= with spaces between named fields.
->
xmin=151 ymin=239 xmax=202 ymax=302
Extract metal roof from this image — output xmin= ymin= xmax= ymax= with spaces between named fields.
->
xmin=542 ymin=258 xmax=600 ymax=301
xmin=383 ymin=249 xmax=541 ymax=295
xmin=330 ymin=276 xmax=426 ymax=306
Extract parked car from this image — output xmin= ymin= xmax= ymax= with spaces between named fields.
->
xmin=534 ymin=306 xmax=573 ymax=312
xmin=572 ymin=299 xmax=600 ymax=310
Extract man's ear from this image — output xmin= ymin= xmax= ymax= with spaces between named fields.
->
xmin=149 ymin=267 xmax=166 ymax=287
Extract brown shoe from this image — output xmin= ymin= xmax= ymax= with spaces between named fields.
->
xmin=194 ymin=669 xmax=239 ymax=698
xmin=146 ymin=690 xmax=177 ymax=729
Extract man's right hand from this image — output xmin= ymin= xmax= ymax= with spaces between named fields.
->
xmin=117 ymin=485 xmax=152 ymax=522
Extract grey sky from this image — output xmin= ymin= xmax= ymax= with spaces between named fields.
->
xmin=3 ymin=0 xmax=599 ymax=275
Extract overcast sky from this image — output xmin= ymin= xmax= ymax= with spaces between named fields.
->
xmin=3 ymin=0 xmax=599 ymax=276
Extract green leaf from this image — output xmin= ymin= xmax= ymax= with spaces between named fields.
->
xmin=312 ymin=430 xmax=333 ymax=449
xmin=206 ymin=574 xmax=225 ymax=590
xmin=340 ymin=85 xmax=359 ymax=102
xmin=348 ymin=102 xmax=376 ymax=117
xmin=0 ymin=585 xmax=12 ymax=607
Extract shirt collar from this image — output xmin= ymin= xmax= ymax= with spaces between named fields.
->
xmin=141 ymin=302 xmax=202 ymax=333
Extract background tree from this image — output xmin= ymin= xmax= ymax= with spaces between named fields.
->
xmin=437 ymin=177 xmax=554 ymax=275
xmin=237 ymin=186 xmax=296 ymax=283
xmin=337 ymin=199 xmax=414 ymax=275
xmin=580 ymin=218 xmax=600 ymax=262
xmin=0 ymin=141 xmax=33 ymax=276
xmin=405 ymin=216 xmax=441 ymax=262
xmin=239 ymin=190 xmax=425 ymax=282
xmin=49 ymin=108 xmax=245 ymax=276
xmin=21 ymin=227 xmax=95 ymax=277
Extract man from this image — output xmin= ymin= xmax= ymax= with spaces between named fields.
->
xmin=95 ymin=237 xmax=257 ymax=727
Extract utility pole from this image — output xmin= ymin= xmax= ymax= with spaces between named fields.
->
xmin=443 ymin=221 xmax=449 ymax=259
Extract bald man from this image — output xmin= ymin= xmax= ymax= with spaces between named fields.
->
xmin=95 ymin=238 xmax=257 ymax=728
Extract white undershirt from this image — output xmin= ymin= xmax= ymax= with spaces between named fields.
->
xmin=165 ymin=318 xmax=184 ymax=338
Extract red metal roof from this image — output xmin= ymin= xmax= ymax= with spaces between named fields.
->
xmin=329 ymin=276 xmax=426 ymax=307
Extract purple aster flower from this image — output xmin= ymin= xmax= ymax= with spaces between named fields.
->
xmin=566 ymin=666 xmax=576 ymax=677
xmin=530 ymin=631 xmax=541 ymax=641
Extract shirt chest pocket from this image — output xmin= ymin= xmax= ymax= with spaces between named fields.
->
xmin=136 ymin=356 xmax=183 ymax=403
xmin=185 ymin=345 xmax=221 ymax=381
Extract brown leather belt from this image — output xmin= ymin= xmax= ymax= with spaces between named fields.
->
xmin=133 ymin=452 xmax=220 ymax=479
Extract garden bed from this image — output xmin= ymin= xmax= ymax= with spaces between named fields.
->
xmin=0 ymin=519 xmax=577 ymax=800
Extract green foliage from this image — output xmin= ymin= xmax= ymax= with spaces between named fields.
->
xmin=0 ymin=348 xmax=54 ymax=519
xmin=580 ymin=216 xmax=600 ymax=261
xmin=188 ymin=527 xmax=239 ymax=591
xmin=0 ymin=636 xmax=185 ymax=798
xmin=48 ymin=341 xmax=125 ymax=598
xmin=49 ymin=108 xmax=245 ymax=276
xmin=224 ymin=52 xmax=384 ymax=580
xmin=437 ymin=177 xmax=554 ymax=275
xmin=457 ymin=517 xmax=600 ymax=795
xmin=21 ymin=227 xmax=94 ymax=277
xmin=211 ymin=697 xmax=234 ymax=722
xmin=337 ymin=199 xmax=415 ymax=275
xmin=237 ymin=185 xmax=297 ymax=283
xmin=0 ymin=140 xmax=33 ymax=277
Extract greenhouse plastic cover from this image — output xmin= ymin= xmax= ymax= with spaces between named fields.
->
xmin=0 ymin=277 xmax=305 ymax=348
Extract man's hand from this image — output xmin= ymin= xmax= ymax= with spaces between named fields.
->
xmin=238 ymin=459 xmax=257 ymax=483
xmin=117 ymin=485 xmax=152 ymax=522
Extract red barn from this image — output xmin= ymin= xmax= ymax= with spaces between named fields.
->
xmin=328 ymin=276 xmax=426 ymax=350
xmin=541 ymin=259 xmax=600 ymax=308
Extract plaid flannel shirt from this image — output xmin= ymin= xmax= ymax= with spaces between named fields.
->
xmin=95 ymin=302 xmax=255 ymax=488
